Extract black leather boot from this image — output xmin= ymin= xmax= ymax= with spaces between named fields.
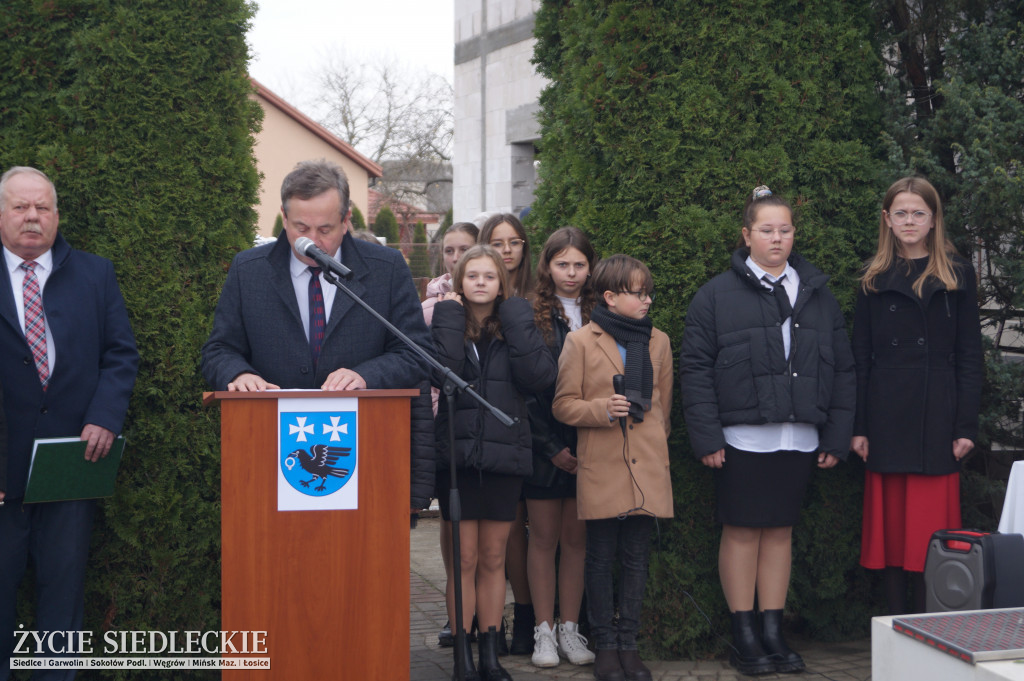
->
xmin=439 ymin=620 xmax=454 ymax=647
xmin=478 ymin=626 xmax=513 ymax=681
xmin=618 ymin=649 xmax=652 ymax=681
xmin=729 ymin=610 xmax=776 ymax=675
xmin=452 ymin=635 xmax=479 ymax=681
xmin=594 ymin=649 xmax=626 ymax=681
xmin=497 ymin=618 xmax=509 ymax=656
xmin=760 ymin=609 xmax=805 ymax=673
xmin=509 ymin=602 xmax=535 ymax=654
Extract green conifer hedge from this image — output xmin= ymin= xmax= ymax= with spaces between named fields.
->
xmin=532 ymin=0 xmax=888 ymax=655
xmin=0 ymin=2 xmax=260 ymax=676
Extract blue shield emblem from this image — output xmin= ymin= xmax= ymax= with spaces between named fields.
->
xmin=279 ymin=412 xmax=357 ymax=496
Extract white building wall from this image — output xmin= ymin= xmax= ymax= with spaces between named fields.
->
xmin=453 ymin=0 xmax=547 ymax=221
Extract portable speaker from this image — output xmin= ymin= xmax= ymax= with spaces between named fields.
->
xmin=924 ymin=529 xmax=1024 ymax=612
xmin=924 ymin=530 xmax=993 ymax=612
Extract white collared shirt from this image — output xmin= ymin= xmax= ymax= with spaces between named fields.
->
xmin=4 ymin=245 xmax=57 ymax=370
xmin=723 ymin=256 xmax=818 ymax=454
xmin=289 ymin=244 xmax=341 ymax=341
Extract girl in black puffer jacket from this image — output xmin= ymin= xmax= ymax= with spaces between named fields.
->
xmin=433 ymin=244 xmax=555 ymax=681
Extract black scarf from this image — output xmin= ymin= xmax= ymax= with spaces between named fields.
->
xmin=591 ymin=306 xmax=653 ymax=422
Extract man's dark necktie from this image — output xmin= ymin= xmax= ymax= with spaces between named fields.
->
xmin=308 ymin=267 xmax=326 ymax=365
xmin=765 ymin=274 xmax=793 ymax=322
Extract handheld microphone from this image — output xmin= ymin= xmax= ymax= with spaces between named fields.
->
xmin=295 ymin=237 xmax=353 ymax=279
xmin=612 ymin=374 xmax=627 ymax=436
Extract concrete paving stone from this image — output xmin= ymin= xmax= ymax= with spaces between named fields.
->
xmin=409 ymin=516 xmax=874 ymax=681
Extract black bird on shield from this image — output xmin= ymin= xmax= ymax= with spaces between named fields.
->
xmin=285 ymin=444 xmax=351 ymax=492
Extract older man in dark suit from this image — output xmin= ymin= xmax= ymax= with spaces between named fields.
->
xmin=201 ymin=160 xmax=435 ymax=507
xmin=0 ymin=166 xmax=139 ymax=679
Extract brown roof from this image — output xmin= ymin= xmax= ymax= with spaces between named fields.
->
xmin=250 ymin=77 xmax=382 ymax=178
xmin=368 ymin=190 xmax=441 ymax=225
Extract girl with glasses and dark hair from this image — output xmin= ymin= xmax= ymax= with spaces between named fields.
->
xmin=851 ymin=176 xmax=983 ymax=614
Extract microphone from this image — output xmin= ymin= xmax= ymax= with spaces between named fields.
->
xmin=612 ymin=374 xmax=627 ymax=437
xmin=294 ymin=237 xmax=352 ymax=279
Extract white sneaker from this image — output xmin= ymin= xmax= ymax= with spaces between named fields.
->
xmin=557 ymin=621 xmax=596 ymax=665
xmin=531 ymin=621 xmax=559 ymax=668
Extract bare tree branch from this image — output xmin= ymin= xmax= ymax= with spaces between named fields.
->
xmin=316 ymin=52 xmax=453 ymax=166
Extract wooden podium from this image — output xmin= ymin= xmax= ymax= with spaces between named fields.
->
xmin=205 ymin=389 xmax=417 ymax=679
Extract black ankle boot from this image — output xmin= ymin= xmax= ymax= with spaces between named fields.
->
xmin=478 ymin=626 xmax=513 ymax=681
xmin=497 ymin=619 xmax=509 ymax=656
xmin=452 ymin=635 xmax=479 ymax=681
xmin=728 ymin=610 xmax=775 ymax=676
xmin=594 ymin=649 xmax=625 ymax=681
xmin=439 ymin=620 xmax=455 ymax=647
xmin=760 ymin=609 xmax=805 ymax=673
xmin=618 ymin=649 xmax=652 ymax=681
xmin=509 ymin=602 xmax=535 ymax=654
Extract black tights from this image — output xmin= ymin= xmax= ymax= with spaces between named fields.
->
xmin=884 ymin=567 xmax=926 ymax=615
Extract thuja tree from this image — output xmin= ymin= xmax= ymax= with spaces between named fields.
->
xmin=0 ymin=0 xmax=260 ymax=675
xmin=351 ymin=203 xmax=368 ymax=231
xmin=373 ymin=204 xmax=400 ymax=244
xmin=532 ymin=0 xmax=888 ymax=655
xmin=409 ymin=220 xmax=431 ymax=278
xmin=875 ymin=0 xmax=1024 ymax=524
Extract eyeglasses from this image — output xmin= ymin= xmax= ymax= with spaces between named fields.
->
xmin=620 ymin=290 xmax=654 ymax=302
xmin=753 ymin=227 xmax=795 ymax=239
xmin=887 ymin=210 xmax=932 ymax=225
xmin=489 ymin=239 xmax=525 ymax=251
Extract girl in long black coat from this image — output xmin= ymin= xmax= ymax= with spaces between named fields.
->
xmin=851 ymin=176 xmax=983 ymax=615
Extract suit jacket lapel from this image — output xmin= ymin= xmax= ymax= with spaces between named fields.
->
xmin=268 ymin=237 xmax=305 ymax=329
xmin=324 ymin=232 xmax=366 ymax=338
xmin=0 ymin=260 xmax=20 ymax=338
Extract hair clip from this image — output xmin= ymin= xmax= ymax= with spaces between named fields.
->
xmin=752 ymin=185 xmax=773 ymax=200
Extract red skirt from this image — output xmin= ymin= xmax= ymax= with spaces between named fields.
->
xmin=860 ymin=471 xmax=961 ymax=573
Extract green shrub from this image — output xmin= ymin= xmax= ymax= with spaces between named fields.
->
xmin=532 ymin=0 xmax=887 ymax=656
xmin=409 ymin=220 xmax=431 ymax=277
xmin=351 ymin=203 xmax=367 ymax=231
xmin=0 ymin=1 xmax=260 ymax=677
xmin=372 ymin=204 xmax=399 ymax=244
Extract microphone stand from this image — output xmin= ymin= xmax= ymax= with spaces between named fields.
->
xmin=318 ymin=266 xmax=514 ymax=681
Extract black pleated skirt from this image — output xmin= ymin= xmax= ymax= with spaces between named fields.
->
xmin=714 ymin=446 xmax=817 ymax=527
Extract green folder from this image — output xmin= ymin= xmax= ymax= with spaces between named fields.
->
xmin=23 ymin=437 xmax=126 ymax=503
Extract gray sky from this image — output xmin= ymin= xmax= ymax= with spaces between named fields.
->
xmin=247 ymin=0 xmax=455 ymax=113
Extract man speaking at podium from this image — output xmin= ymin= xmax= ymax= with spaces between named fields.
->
xmin=201 ymin=160 xmax=435 ymax=509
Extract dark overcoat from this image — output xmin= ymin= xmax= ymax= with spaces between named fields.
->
xmin=200 ymin=231 xmax=437 ymax=507
xmin=525 ymin=311 xmax=578 ymax=490
xmin=852 ymin=255 xmax=983 ymax=475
